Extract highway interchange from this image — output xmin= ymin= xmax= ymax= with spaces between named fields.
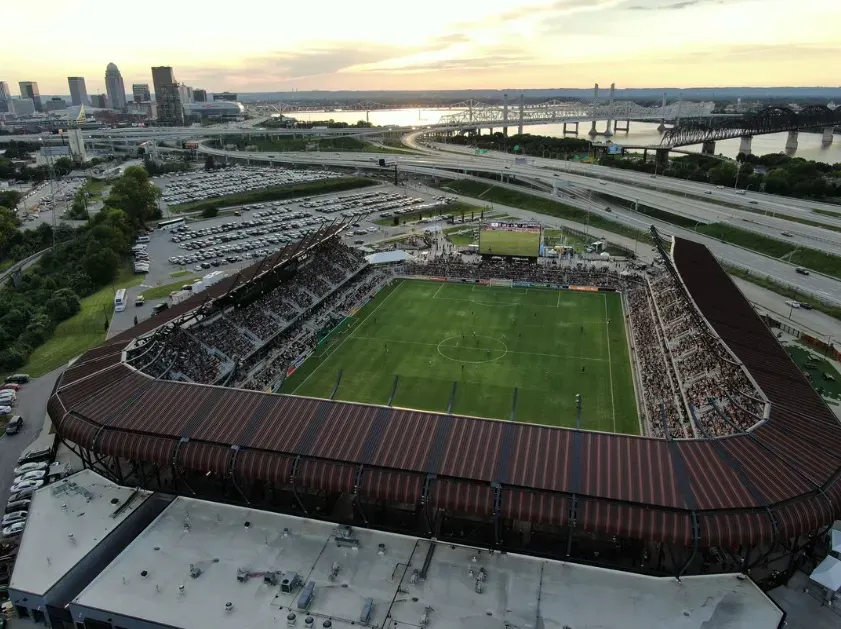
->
xmin=4 ymin=121 xmax=840 ymax=306
xmin=197 ymin=135 xmax=841 ymax=308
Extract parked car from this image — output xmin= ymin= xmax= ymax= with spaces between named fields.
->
xmin=13 ymin=470 xmax=46 ymax=484
xmin=4 ymin=415 xmax=23 ymax=435
xmin=9 ymin=479 xmax=44 ymax=494
xmin=135 ymin=295 xmax=145 ymax=307
xmin=0 ymin=384 xmax=21 ymax=391
xmin=795 ymin=268 xmax=810 ymax=276
xmin=7 ymin=488 xmax=36 ymax=502
xmin=800 ymin=302 xmax=813 ymax=310
xmin=14 ymin=462 xmax=48 ymax=475
xmin=4 ymin=374 xmax=29 ymax=384
xmin=1 ymin=512 xmax=27 ymax=527
xmin=152 ymin=303 xmax=169 ymax=315
xmin=2 ymin=522 xmax=25 ymax=537
xmin=5 ymin=500 xmax=30 ymax=515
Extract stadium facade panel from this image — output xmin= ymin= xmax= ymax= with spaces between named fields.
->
xmin=48 ymin=234 xmax=841 ymax=560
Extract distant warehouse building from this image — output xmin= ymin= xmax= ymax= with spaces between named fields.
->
xmin=184 ymin=100 xmax=244 ymax=121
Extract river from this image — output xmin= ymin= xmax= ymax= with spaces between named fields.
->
xmin=284 ymin=109 xmax=841 ymax=163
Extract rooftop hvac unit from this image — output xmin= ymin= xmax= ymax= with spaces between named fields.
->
xmin=360 ymin=598 xmax=374 ymax=623
xmin=297 ymin=581 xmax=315 ymax=610
xmin=281 ymin=572 xmax=301 ymax=593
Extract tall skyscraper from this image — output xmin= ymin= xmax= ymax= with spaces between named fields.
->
xmin=151 ymin=66 xmax=176 ymax=100
xmin=104 ymin=63 xmax=127 ymax=110
xmin=68 ymin=77 xmax=90 ymax=106
xmin=193 ymin=89 xmax=207 ymax=102
xmin=0 ymin=81 xmax=10 ymax=112
xmin=18 ymin=81 xmax=42 ymax=112
xmin=132 ymin=83 xmax=151 ymax=103
xmin=151 ymin=66 xmax=184 ymax=126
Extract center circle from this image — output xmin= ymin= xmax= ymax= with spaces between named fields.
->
xmin=437 ymin=335 xmax=508 ymax=364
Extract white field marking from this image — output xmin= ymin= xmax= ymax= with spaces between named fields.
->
xmin=604 ymin=294 xmax=616 ymax=433
xmin=351 ymin=336 xmax=609 ymax=362
xmin=432 ymin=282 xmax=445 ymax=299
xmin=290 ymin=280 xmax=405 ymax=395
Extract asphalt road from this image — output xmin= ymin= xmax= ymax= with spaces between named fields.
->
xmin=0 ymin=369 xmax=61 ymax=510
xmin=198 ymin=145 xmax=841 ymax=307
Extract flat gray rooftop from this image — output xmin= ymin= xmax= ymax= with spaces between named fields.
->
xmin=10 ymin=469 xmax=151 ymax=596
xmin=73 ymin=495 xmax=783 ymax=629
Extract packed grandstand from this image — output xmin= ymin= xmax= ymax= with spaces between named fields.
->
xmin=48 ymin=224 xmax=841 ymax=572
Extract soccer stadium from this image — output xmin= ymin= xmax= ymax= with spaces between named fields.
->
xmin=47 ymin=219 xmax=841 ymax=581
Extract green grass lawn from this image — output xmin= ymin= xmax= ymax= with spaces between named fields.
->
xmin=282 ymin=279 xmax=638 ymax=433
xmin=479 ymin=228 xmax=541 ymax=257
xmin=169 ymin=269 xmax=193 ymax=278
xmin=787 ymin=344 xmax=841 ymax=401
xmin=21 ymin=267 xmax=143 ymax=377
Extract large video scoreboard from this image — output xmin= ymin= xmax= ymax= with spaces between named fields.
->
xmin=478 ymin=221 xmax=542 ymax=258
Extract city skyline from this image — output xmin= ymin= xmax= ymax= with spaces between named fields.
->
xmin=3 ymin=0 xmax=841 ymax=94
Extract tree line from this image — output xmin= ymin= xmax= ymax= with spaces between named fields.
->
xmin=599 ymin=152 xmax=841 ymax=201
xmin=0 ymin=166 xmax=161 ymax=370
xmin=448 ymin=133 xmax=592 ymax=158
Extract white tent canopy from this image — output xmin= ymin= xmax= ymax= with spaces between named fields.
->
xmin=810 ymin=556 xmax=841 ymax=591
xmin=830 ymin=521 xmax=841 ymax=554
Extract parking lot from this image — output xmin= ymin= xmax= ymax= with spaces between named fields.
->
xmin=110 ymin=182 xmax=443 ymax=336
xmin=158 ymin=165 xmax=338 ymax=206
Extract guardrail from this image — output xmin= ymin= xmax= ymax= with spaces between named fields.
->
xmin=0 ymin=246 xmax=54 ymax=286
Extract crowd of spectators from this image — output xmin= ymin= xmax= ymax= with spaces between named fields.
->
xmin=626 ymin=286 xmax=690 ymax=438
xmin=406 ymin=255 xmax=639 ymax=289
xmin=192 ymin=315 xmax=259 ymax=361
xmin=240 ymin=268 xmax=387 ymax=391
xmin=647 ymin=273 xmax=765 ymax=437
xmin=131 ymin=240 xmax=372 ymax=385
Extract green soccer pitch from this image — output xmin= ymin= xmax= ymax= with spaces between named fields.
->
xmin=479 ymin=229 xmax=541 ymax=257
xmin=282 ymin=279 xmax=640 ymax=434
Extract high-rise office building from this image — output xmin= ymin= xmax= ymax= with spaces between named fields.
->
xmin=68 ymin=77 xmax=90 ymax=107
xmin=90 ymin=94 xmax=109 ymax=109
xmin=214 ymin=92 xmax=237 ymax=102
xmin=151 ymin=66 xmax=184 ymax=126
xmin=105 ymin=63 xmax=127 ymax=110
xmin=0 ymin=81 xmax=10 ymax=113
xmin=132 ymin=83 xmax=151 ymax=103
xmin=193 ymin=89 xmax=207 ymax=102
xmin=18 ymin=82 xmax=42 ymax=112
xmin=11 ymin=98 xmax=35 ymax=116
xmin=178 ymin=84 xmax=191 ymax=104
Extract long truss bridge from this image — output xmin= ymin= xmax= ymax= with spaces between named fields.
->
xmin=661 ymin=105 xmax=841 ymax=152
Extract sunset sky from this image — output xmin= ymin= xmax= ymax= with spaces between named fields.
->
xmin=4 ymin=0 xmax=840 ymax=94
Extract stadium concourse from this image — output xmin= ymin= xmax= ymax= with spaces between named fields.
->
xmin=47 ymin=225 xmax=841 ymax=580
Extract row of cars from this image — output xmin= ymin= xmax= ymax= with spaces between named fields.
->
xmin=3 ymin=374 xmax=34 ymax=541
xmin=300 ymin=190 xmax=441 ymax=219
xmin=159 ymin=166 xmax=339 ymax=206
xmin=166 ymin=210 xmax=333 ymax=267
xmin=1 ymin=374 xmax=28 ymax=435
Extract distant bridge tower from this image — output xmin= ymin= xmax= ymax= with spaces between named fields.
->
xmin=518 ymin=93 xmax=524 ymax=135
xmin=503 ymin=93 xmax=509 ymax=137
xmin=657 ymin=92 xmax=667 ymax=132
xmin=604 ymin=83 xmax=615 ymax=137
xmin=589 ymin=83 xmax=599 ymax=136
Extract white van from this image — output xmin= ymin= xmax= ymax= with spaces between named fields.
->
xmin=136 ymin=236 xmax=150 ymax=244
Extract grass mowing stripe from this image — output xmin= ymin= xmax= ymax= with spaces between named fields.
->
xmin=350 ymin=336 xmax=610 ymax=362
xmin=290 ymin=279 xmax=405 ymax=395
xmin=604 ymin=294 xmax=616 ymax=433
